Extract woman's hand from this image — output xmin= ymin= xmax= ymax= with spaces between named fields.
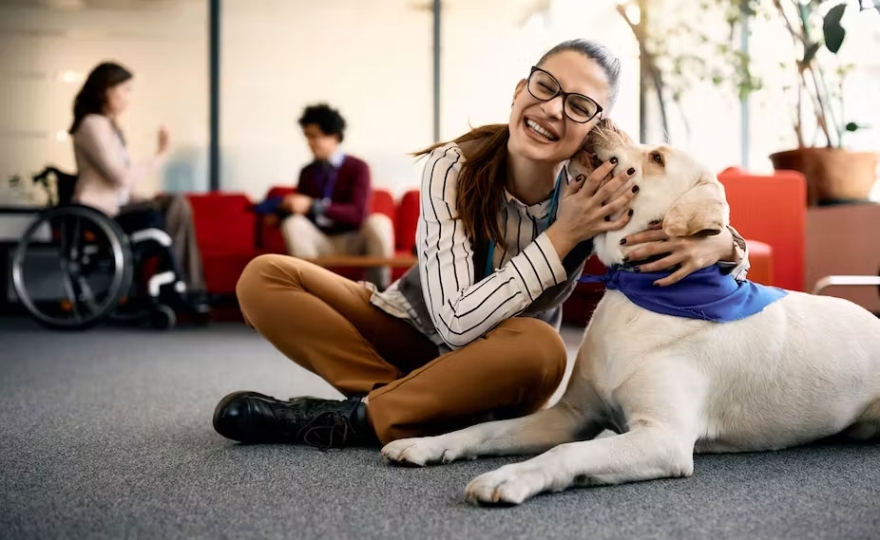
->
xmin=621 ymin=223 xmax=737 ymax=287
xmin=546 ymin=160 xmax=639 ymax=258
xmin=157 ymin=126 xmax=171 ymax=156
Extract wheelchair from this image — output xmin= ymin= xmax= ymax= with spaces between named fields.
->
xmin=11 ymin=166 xmax=196 ymax=330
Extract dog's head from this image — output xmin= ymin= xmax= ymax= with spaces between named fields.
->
xmin=568 ymin=119 xmax=729 ymax=265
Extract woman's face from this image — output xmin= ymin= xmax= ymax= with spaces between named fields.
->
xmin=508 ymin=50 xmax=611 ymax=165
xmin=104 ymin=79 xmax=133 ymax=115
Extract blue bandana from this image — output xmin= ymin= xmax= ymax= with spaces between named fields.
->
xmin=579 ymin=266 xmax=787 ymax=322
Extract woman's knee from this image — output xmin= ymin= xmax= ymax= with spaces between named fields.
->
xmin=236 ymin=254 xmax=304 ymax=307
xmin=500 ymin=318 xmax=568 ymax=390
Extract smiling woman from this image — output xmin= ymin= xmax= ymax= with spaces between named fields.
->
xmin=212 ymin=39 xmax=752 ymax=453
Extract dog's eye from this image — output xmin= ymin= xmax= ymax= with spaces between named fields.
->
xmin=650 ymin=152 xmax=664 ymax=166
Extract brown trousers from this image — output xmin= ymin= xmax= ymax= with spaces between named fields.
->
xmin=236 ymin=254 xmax=568 ymax=444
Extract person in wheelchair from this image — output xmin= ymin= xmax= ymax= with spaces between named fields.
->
xmin=68 ymin=61 xmax=209 ymax=315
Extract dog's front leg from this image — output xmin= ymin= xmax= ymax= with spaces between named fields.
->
xmin=382 ymin=355 xmax=611 ymax=467
xmin=465 ymin=423 xmax=695 ymax=505
xmin=381 ymin=401 xmax=596 ymax=466
xmin=466 ymin=364 xmax=703 ymax=505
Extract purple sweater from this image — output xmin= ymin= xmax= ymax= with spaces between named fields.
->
xmin=297 ymin=155 xmax=371 ymax=234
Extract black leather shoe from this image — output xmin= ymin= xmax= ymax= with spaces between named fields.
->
xmin=212 ymin=391 xmax=378 ymax=449
xmin=186 ymin=290 xmax=211 ymax=317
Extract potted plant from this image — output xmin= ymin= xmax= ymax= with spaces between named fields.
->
xmin=756 ymin=0 xmax=879 ymax=205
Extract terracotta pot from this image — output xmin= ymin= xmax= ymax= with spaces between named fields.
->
xmin=769 ymin=147 xmax=878 ymax=206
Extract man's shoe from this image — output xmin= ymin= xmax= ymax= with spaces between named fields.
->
xmin=212 ymin=391 xmax=377 ymax=449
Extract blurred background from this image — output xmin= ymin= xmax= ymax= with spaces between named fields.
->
xmin=2 ymin=0 xmax=880 ymax=322
xmin=2 ymin=0 xmax=876 ymax=201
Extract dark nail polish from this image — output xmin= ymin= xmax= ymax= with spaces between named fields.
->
xmin=649 ymin=219 xmax=661 ymax=226
xmin=610 ymin=156 xmax=618 ymax=164
xmin=622 ymin=256 xmax=628 ymax=262
xmin=605 ymin=215 xmax=611 ymax=222
xmin=653 ymin=282 xmax=661 ymax=287
xmin=576 ymin=175 xmax=585 ymax=181
xmin=631 ymin=185 xmax=639 ymax=193
xmin=633 ymin=267 xmax=641 ymax=273
xmin=627 ymin=167 xmax=636 ymax=175
xmin=619 ymin=238 xmax=627 ymax=245
xmin=628 ymin=209 xmax=634 ymax=217
xmin=601 ymin=200 xmax=607 ymax=206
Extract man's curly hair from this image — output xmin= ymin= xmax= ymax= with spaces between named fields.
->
xmin=298 ymin=103 xmax=346 ymax=142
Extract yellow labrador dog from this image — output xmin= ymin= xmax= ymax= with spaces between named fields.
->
xmin=381 ymin=121 xmax=880 ymax=506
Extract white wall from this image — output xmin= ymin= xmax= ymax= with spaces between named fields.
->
xmin=5 ymin=0 xmax=873 ymax=205
xmin=0 ymin=0 xmax=209 ymax=204
xmin=219 ymin=0 xmax=640 ymax=201
xmin=220 ymin=0 xmax=433 ymax=200
xmin=440 ymin=0 xmax=641 ymax=146
xmin=438 ymin=0 xmax=745 ymax=176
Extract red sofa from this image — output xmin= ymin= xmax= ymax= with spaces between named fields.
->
xmin=186 ymin=167 xmax=805 ymax=326
xmin=186 ymin=187 xmax=420 ymax=296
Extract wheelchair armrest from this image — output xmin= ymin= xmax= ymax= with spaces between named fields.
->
xmin=129 ymin=228 xmax=173 ymax=248
xmin=812 ymin=275 xmax=880 ymax=296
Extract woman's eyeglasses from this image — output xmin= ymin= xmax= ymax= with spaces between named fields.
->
xmin=527 ymin=66 xmax=603 ymax=124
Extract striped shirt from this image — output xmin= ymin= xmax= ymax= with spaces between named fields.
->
xmin=369 ymin=142 xmax=750 ymax=350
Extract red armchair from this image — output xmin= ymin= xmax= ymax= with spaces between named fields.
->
xmin=186 ymin=192 xmax=256 ymax=295
xmin=718 ymin=167 xmax=806 ymax=291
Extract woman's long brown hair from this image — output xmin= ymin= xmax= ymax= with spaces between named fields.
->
xmin=415 ymin=124 xmax=511 ymax=247
xmin=415 ymin=39 xmax=621 ymax=249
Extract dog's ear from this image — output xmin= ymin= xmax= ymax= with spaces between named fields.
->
xmin=585 ymin=117 xmax=635 ymax=151
xmin=592 ymin=118 xmax=635 ymax=145
xmin=662 ymin=175 xmax=729 ymax=237
xmin=595 ymin=117 xmax=617 ymax=132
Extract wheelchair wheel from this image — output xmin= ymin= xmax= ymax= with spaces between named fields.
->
xmin=149 ymin=304 xmax=177 ymax=330
xmin=11 ymin=205 xmax=134 ymax=330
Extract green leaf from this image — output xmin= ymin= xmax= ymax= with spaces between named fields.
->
xmin=823 ymin=3 xmax=847 ymax=53
xmin=803 ymin=41 xmax=822 ymax=64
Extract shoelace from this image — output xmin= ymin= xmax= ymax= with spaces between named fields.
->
xmin=299 ymin=412 xmax=353 ymax=451
xmin=273 ymin=398 xmax=361 ymax=451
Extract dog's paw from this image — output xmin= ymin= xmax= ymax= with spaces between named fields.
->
xmin=381 ymin=436 xmax=465 ymax=467
xmin=465 ymin=464 xmax=546 ymax=506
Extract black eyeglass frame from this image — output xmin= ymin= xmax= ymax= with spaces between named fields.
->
xmin=527 ymin=66 xmax=604 ymax=124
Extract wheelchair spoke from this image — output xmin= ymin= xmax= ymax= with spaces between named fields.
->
xmin=71 ymin=215 xmax=82 ymax=259
xmin=75 ymin=275 xmax=100 ymax=315
xmin=57 ymin=259 xmax=81 ymax=320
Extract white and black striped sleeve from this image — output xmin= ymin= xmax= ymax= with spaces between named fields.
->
xmin=417 ymin=145 xmax=568 ymax=350
xmin=725 ymin=225 xmax=750 ymax=282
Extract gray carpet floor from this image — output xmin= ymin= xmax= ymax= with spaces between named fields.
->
xmin=1 ymin=318 xmax=879 ymax=540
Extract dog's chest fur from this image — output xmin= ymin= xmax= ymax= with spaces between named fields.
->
xmin=577 ymin=291 xmax=707 ymax=393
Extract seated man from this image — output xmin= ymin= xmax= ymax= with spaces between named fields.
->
xmin=282 ymin=103 xmax=393 ymax=289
